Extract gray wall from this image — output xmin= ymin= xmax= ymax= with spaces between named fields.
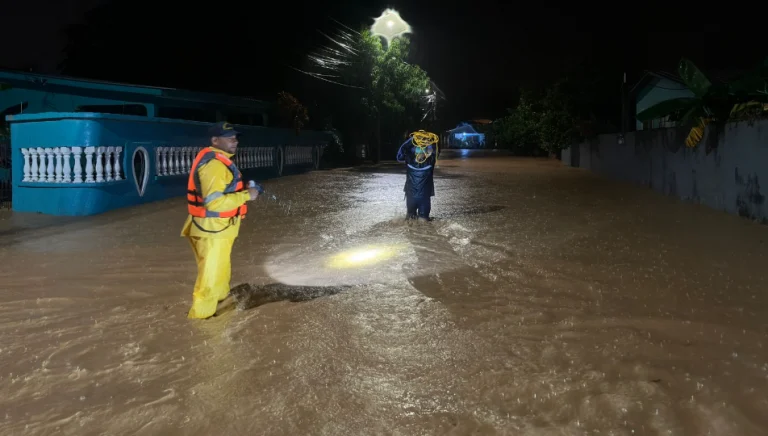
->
xmin=563 ymin=120 xmax=768 ymax=222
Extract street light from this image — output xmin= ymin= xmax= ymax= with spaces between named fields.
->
xmin=371 ymin=9 xmax=412 ymax=44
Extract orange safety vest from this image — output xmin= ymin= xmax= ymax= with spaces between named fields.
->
xmin=186 ymin=147 xmax=248 ymax=221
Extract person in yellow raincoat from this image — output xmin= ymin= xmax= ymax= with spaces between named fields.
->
xmin=181 ymin=121 xmax=261 ymax=319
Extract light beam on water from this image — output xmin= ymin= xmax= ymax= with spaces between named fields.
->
xmin=265 ymin=242 xmax=409 ymax=287
xmin=264 ymin=236 xmax=458 ymax=287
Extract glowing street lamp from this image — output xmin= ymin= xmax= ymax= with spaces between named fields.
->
xmin=371 ymin=9 xmax=412 ymax=45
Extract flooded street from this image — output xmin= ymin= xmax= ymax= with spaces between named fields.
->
xmin=1 ymin=153 xmax=768 ymax=435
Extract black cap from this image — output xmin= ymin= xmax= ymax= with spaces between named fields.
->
xmin=208 ymin=121 xmax=240 ymax=138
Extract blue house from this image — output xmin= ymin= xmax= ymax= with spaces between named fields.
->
xmin=0 ymin=69 xmax=330 ymax=216
xmin=443 ymin=121 xmax=488 ymax=148
xmin=630 ymin=71 xmax=694 ymax=130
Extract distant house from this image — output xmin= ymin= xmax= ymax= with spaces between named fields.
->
xmin=443 ymin=122 xmax=488 ymax=148
xmin=0 ymin=69 xmax=271 ymax=128
xmin=628 ymin=69 xmax=754 ymax=132
xmin=630 ymin=71 xmax=694 ymax=131
xmin=630 ymin=71 xmax=694 ymax=130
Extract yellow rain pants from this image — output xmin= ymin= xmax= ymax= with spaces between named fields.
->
xmin=181 ymin=146 xmax=251 ymax=319
xmin=187 ymin=236 xmax=235 ymax=319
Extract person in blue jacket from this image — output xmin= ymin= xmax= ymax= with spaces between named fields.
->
xmin=396 ymin=130 xmax=438 ymax=221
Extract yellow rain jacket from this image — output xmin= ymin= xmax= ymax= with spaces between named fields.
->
xmin=181 ymin=147 xmax=251 ymax=319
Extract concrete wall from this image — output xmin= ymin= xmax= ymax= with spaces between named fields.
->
xmin=10 ymin=112 xmax=329 ymax=216
xmin=563 ymin=120 xmax=768 ymax=222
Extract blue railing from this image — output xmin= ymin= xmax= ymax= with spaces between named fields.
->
xmin=8 ymin=112 xmax=329 ymax=216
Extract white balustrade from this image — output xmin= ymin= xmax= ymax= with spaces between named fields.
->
xmin=62 ymin=147 xmax=72 ymax=183
xmin=19 ymin=146 xmax=125 ymax=184
xmin=27 ymin=148 xmax=36 ymax=182
xmin=21 ymin=149 xmax=31 ymax=181
xmin=171 ymin=148 xmax=178 ymax=175
xmin=156 ymin=147 xmax=163 ymax=176
xmin=84 ymin=147 xmax=95 ymax=183
xmin=72 ymin=147 xmax=83 ymax=183
xmin=54 ymin=148 xmax=63 ymax=182
xmin=147 ymin=145 xmax=300 ymax=177
xmin=114 ymin=146 xmax=122 ymax=181
xmin=184 ymin=148 xmax=190 ymax=171
xmin=285 ymin=146 xmax=312 ymax=165
xmin=163 ymin=147 xmax=170 ymax=176
xmin=178 ymin=147 xmax=185 ymax=173
xmin=35 ymin=147 xmax=45 ymax=181
xmin=154 ymin=146 xmax=207 ymax=177
xmin=175 ymin=148 xmax=182 ymax=175
xmin=45 ymin=148 xmax=55 ymax=182
xmin=226 ymin=147 xmax=274 ymax=169
xmin=95 ymin=147 xmax=105 ymax=182
xmin=280 ymin=146 xmax=314 ymax=165
xmin=105 ymin=147 xmax=114 ymax=182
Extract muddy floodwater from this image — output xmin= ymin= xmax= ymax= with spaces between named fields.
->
xmin=1 ymin=153 xmax=768 ymax=435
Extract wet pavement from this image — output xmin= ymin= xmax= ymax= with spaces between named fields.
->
xmin=1 ymin=152 xmax=767 ymax=435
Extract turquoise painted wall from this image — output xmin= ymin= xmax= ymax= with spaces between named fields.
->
xmin=10 ymin=112 xmax=329 ymax=216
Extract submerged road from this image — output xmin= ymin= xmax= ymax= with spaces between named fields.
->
xmin=1 ymin=153 xmax=767 ymax=435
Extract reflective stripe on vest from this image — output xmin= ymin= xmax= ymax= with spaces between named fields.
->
xmin=186 ymin=147 xmax=248 ymax=220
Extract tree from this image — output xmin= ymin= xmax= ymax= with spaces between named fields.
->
xmin=355 ymin=31 xmax=430 ymax=160
xmin=637 ymin=58 xmax=768 ymax=148
xmin=494 ymin=83 xmax=584 ymax=155
xmin=301 ymin=27 xmax=431 ymax=161
xmin=538 ymin=81 xmax=583 ymax=154
xmin=494 ymin=89 xmax=543 ymax=154
xmin=276 ymin=91 xmax=309 ymax=134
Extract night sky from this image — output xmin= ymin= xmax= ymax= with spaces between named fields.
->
xmin=0 ymin=0 xmax=765 ymax=126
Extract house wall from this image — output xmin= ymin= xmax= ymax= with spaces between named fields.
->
xmin=9 ymin=112 xmax=329 ymax=216
xmin=635 ymin=77 xmax=694 ymax=130
xmin=563 ymin=120 xmax=768 ymax=222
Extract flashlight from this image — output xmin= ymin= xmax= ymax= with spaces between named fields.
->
xmin=248 ymin=180 xmax=265 ymax=194
xmin=249 ymin=180 xmax=277 ymax=201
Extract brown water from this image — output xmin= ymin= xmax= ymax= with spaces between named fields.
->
xmin=1 ymin=155 xmax=767 ymax=435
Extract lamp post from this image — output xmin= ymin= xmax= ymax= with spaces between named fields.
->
xmin=619 ymin=72 xmax=627 ymax=145
xmin=370 ymin=9 xmax=413 ymax=162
